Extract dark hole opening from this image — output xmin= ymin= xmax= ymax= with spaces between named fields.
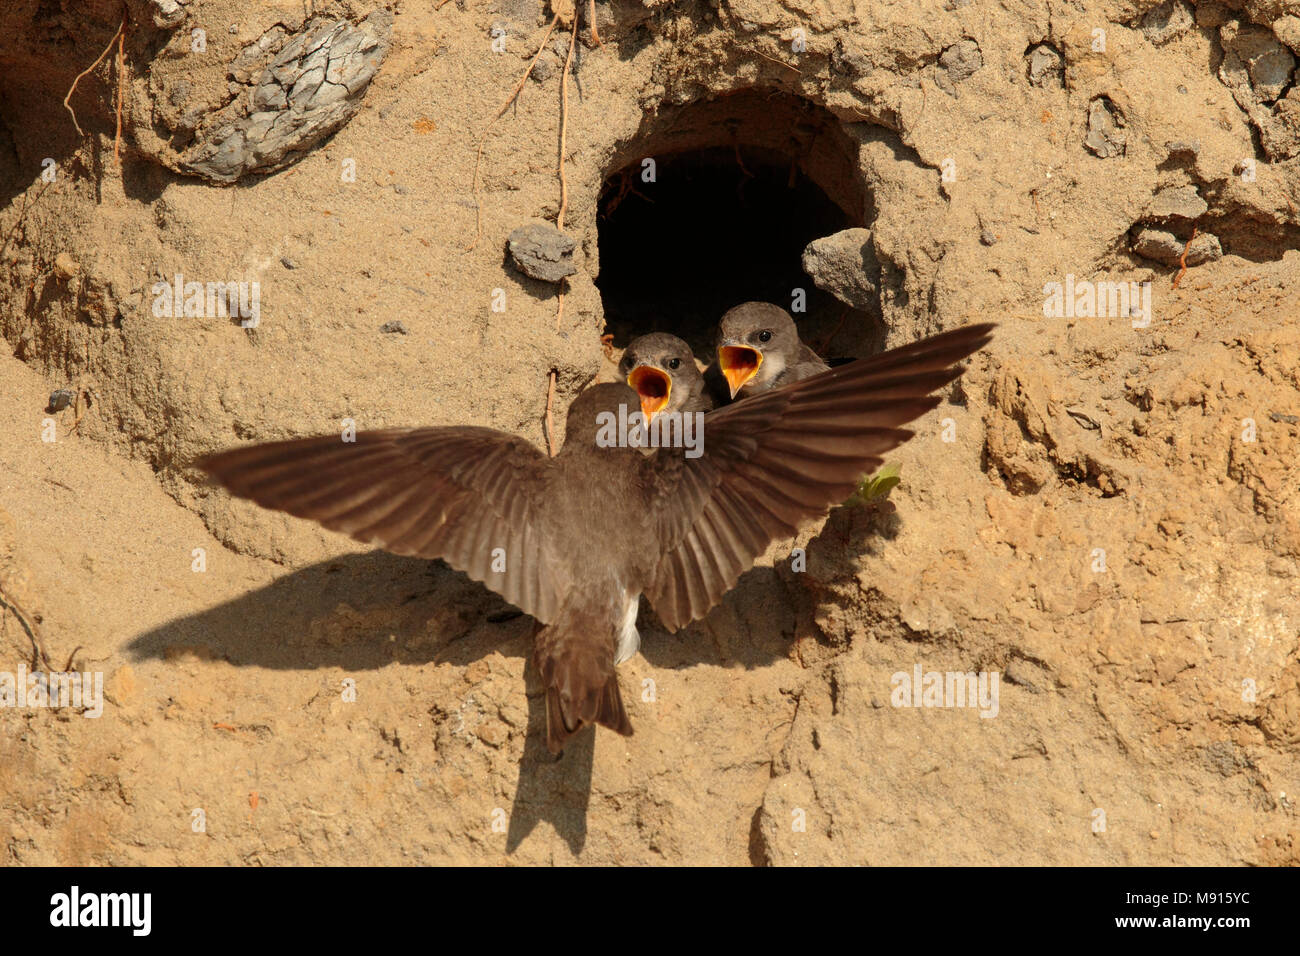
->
xmin=594 ymin=91 xmax=881 ymax=364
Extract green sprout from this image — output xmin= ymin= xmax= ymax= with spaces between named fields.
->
xmin=849 ymin=462 xmax=902 ymax=505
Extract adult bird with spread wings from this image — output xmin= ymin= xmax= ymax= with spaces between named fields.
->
xmin=199 ymin=323 xmax=995 ymax=752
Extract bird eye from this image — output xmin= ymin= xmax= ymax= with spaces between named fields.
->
xmin=758 ymin=330 xmax=773 ymax=343
xmin=667 ymin=358 xmax=681 ymax=370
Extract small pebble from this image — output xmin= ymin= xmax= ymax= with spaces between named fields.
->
xmin=53 ymin=252 xmax=79 ymax=279
xmin=380 ymin=320 xmax=408 ymax=334
xmin=281 ymin=256 xmax=299 ymax=269
xmin=393 ymin=184 xmax=409 ymax=195
xmin=47 ymin=388 xmax=75 ymax=413
xmin=980 ymin=229 xmax=997 ymax=246
xmin=507 ymin=222 xmax=577 ymax=283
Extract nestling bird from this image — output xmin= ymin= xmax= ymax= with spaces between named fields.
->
xmin=714 ymin=301 xmax=829 ymax=400
xmin=618 ymin=332 xmax=714 ymax=423
xmin=198 ymin=323 xmax=995 ymax=753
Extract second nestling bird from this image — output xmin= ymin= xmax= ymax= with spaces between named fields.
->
xmin=713 ymin=301 xmax=830 ymax=401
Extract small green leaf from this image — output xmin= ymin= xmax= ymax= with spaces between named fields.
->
xmin=850 ymin=462 xmax=902 ymax=505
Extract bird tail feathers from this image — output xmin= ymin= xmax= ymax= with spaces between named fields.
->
xmin=537 ymin=621 xmax=634 ymax=754
xmin=543 ymin=670 xmax=632 ymax=754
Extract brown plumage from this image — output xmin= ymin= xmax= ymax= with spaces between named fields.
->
xmin=198 ymin=322 xmax=995 ymax=752
xmin=713 ymin=301 xmax=830 ymax=401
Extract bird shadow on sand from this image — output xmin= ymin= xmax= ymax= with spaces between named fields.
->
xmin=125 ymin=503 xmax=899 ymax=856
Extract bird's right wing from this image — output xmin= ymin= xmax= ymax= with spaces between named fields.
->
xmin=198 ymin=426 xmax=569 ymax=623
xmin=644 ymin=323 xmax=996 ymax=631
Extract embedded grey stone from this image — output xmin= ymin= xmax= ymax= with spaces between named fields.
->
xmin=150 ymin=0 xmax=188 ymax=29
xmin=829 ymin=37 xmax=874 ymax=77
xmin=1187 ymin=232 xmax=1223 ymax=264
xmin=531 ymin=50 xmax=561 ymax=83
xmin=1132 ymin=228 xmax=1222 ymax=266
xmin=1085 ymin=97 xmax=1126 ymax=158
xmin=1144 ymin=185 xmax=1208 ymax=220
xmin=936 ymin=39 xmax=983 ymax=94
xmin=1250 ymin=45 xmax=1295 ymax=103
xmin=181 ymin=11 xmax=393 ymax=183
xmin=1140 ymin=1 xmax=1195 ymax=46
xmin=1131 ymin=228 xmax=1183 ymax=264
xmin=1202 ymin=740 xmax=1245 ymax=777
xmin=507 ymin=223 xmax=578 ymax=283
xmin=1027 ymin=44 xmax=1064 ymax=89
xmin=47 ymin=389 xmax=76 ymax=413
xmin=800 ymin=228 xmax=879 ymax=311
xmin=1218 ymin=22 xmax=1300 ymax=159
xmin=380 ymin=320 xmax=408 ymax=334
xmin=1222 ymin=23 xmax=1295 ymax=103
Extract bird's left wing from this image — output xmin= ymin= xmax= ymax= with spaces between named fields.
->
xmin=198 ymin=427 xmax=568 ymax=623
xmin=644 ymin=323 xmax=995 ymax=631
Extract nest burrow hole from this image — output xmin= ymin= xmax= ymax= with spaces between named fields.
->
xmin=595 ymin=89 xmax=882 ymax=361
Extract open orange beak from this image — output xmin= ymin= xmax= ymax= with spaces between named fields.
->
xmin=718 ymin=345 xmax=762 ymax=398
xmin=627 ymin=365 xmax=672 ymax=422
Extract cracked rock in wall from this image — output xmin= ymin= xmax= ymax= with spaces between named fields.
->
xmin=1144 ymin=185 xmax=1208 ymax=221
xmin=1222 ymin=23 xmax=1295 ymax=103
xmin=179 ymin=10 xmax=392 ymax=183
xmin=1027 ymin=44 xmax=1064 ymax=89
xmin=1218 ymin=21 xmax=1300 ymax=160
xmin=149 ymin=0 xmax=190 ymax=29
xmin=936 ymin=39 xmax=982 ymax=95
xmin=1140 ymin=0 xmax=1195 ymax=46
xmin=507 ymin=223 xmax=577 ymax=283
xmin=1085 ymin=96 xmax=1126 ymax=158
xmin=800 ymin=228 xmax=879 ymax=311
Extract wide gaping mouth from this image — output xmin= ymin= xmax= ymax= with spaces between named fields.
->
xmin=718 ymin=345 xmax=763 ymax=398
xmin=627 ymin=365 xmax=672 ymax=421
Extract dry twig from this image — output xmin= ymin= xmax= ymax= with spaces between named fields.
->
xmin=755 ymin=48 xmax=801 ymax=73
xmin=815 ymin=307 xmax=850 ymax=354
xmin=66 ymin=387 xmax=94 ymax=436
xmin=1172 ymin=226 xmax=1199 ymax=290
xmin=0 ymin=584 xmax=52 ymax=671
xmin=467 ymin=15 xmax=562 ymax=250
xmin=114 ymin=21 xmax=126 ymax=162
xmin=63 ymin=9 xmax=126 ymax=138
xmin=556 ymin=18 xmax=577 ymax=234
xmin=553 ymin=16 xmax=578 ymax=331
